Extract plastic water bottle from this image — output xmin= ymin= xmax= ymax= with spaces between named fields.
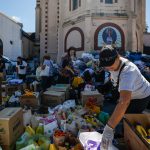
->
xmin=36 ymin=123 xmax=44 ymax=135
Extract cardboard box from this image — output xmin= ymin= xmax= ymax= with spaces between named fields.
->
xmin=123 ymin=114 xmax=150 ymax=150
xmin=81 ymin=90 xmax=104 ymax=106
xmin=42 ymin=90 xmax=65 ymax=107
xmin=0 ymin=107 xmax=24 ymax=146
xmin=5 ymin=84 xmax=24 ymax=96
xmin=1 ymin=142 xmax=15 ymax=150
xmin=47 ymin=84 xmax=70 ymax=99
xmin=20 ymin=94 xmax=40 ymax=108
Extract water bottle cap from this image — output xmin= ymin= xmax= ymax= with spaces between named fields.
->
xmin=39 ymin=123 xmax=43 ymax=126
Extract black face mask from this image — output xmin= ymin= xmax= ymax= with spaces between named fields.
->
xmin=17 ymin=60 xmax=22 ymax=65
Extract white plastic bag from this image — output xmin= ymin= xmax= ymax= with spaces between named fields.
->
xmin=79 ymin=132 xmax=118 ymax=150
xmin=63 ymin=100 xmax=76 ymax=110
xmin=44 ymin=120 xmax=58 ymax=137
xmin=23 ymin=109 xmax=32 ymax=126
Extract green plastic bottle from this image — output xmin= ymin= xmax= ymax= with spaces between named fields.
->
xmin=98 ymin=111 xmax=110 ymax=125
xmin=36 ymin=123 xmax=44 ymax=135
xmin=16 ymin=132 xmax=31 ymax=150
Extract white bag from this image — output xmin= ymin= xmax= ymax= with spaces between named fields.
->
xmin=44 ymin=120 xmax=58 ymax=137
xmin=63 ymin=100 xmax=76 ymax=110
xmin=79 ymin=132 xmax=118 ymax=150
xmin=23 ymin=109 xmax=32 ymax=126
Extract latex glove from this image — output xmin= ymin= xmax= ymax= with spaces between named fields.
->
xmin=100 ymin=124 xmax=114 ymax=150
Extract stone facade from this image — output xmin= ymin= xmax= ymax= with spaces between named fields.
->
xmin=35 ymin=0 xmax=146 ymax=62
xmin=22 ymin=31 xmax=36 ymax=59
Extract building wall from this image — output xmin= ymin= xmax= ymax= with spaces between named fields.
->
xmin=36 ymin=0 xmax=146 ymax=62
xmin=38 ymin=0 xmax=58 ymax=61
xmin=22 ymin=36 xmax=34 ymax=59
xmin=0 ymin=13 xmax=22 ymax=61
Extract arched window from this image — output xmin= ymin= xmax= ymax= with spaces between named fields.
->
xmin=64 ymin=27 xmax=84 ymax=52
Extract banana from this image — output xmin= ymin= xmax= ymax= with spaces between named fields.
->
xmin=23 ymin=89 xmax=34 ymax=96
xmin=147 ymin=129 xmax=150 ymax=136
xmin=25 ymin=126 xmax=35 ymax=136
xmin=136 ymin=124 xmax=147 ymax=137
xmin=144 ymin=136 xmax=150 ymax=144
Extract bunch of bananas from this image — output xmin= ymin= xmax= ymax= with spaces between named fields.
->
xmin=136 ymin=123 xmax=150 ymax=144
xmin=83 ymin=114 xmax=99 ymax=126
xmin=25 ymin=126 xmax=35 ymax=136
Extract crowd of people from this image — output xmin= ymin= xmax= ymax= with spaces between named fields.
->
xmin=0 ymin=46 xmax=150 ymax=149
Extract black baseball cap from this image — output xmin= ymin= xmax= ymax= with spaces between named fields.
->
xmin=99 ymin=45 xmax=118 ymax=67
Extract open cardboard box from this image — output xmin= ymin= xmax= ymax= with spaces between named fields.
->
xmin=123 ymin=114 xmax=150 ymax=150
xmin=42 ymin=90 xmax=65 ymax=107
xmin=20 ymin=94 xmax=40 ymax=108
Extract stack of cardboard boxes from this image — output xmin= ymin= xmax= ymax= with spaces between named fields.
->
xmin=0 ymin=108 xmax=24 ymax=150
xmin=41 ymin=84 xmax=70 ymax=107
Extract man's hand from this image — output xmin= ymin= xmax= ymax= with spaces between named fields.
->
xmin=100 ymin=124 xmax=114 ymax=150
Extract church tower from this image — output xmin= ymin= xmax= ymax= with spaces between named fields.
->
xmin=35 ymin=0 xmax=59 ymax=60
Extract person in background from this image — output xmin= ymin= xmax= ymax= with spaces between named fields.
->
xmin=39 ymin=55 xmax=52 ymax=91
xmin=99 ymin=45 xmax=150 ymax=150
xmin=62 ymin=47 xmax=77 ymax=68
xmin=60 ymin=47 xmax=78 ymax=84
xmin=16 ymin=56 xmax=27 ymax=81
xmin=40 ymin=64 xmax=50 ymax=91
xmin=43 ymin=55 xmax=55 ymax=85
xmin=29 ymin=63 xmax=42 ymax=92
xmin=36 ymin=63 xmax=42 ymax=82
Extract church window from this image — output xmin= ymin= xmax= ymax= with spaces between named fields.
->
xmin=100 ymin=0 xmax=103 ymax=2
xmin=72 ymin=0 xmax=78 ymax=10
xmin=105 ymin=0 xmax=113 ymax=4
xmin=69 ymin=0 xmax=81 ymax=11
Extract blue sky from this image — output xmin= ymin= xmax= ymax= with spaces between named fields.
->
xmin=0 ymin=0 xmax=35 ymax=32
xmin=0 ymin=0 xmax=149 ymax=32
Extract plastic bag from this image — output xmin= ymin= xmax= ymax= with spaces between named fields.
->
xmin=63 ymin=100 xmax=76 ymax=110
xmin=44 ymin=119 xmax=58 ymax=137
xmin=79 ymin=132 xmax=118 ymax=150
xmin=23 ymin=109 xmax=32 ymax=126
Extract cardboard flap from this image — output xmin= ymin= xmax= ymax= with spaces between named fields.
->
xmin=0 ymin=108 xmax=22 ymax=119
xmin=43 ymin=90 xmax=65 ymax=96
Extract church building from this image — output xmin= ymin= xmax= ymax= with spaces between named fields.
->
xmin=35 ymin=0 xmax=146 ymax=61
